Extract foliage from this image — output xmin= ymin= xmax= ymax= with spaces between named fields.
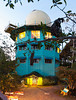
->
xmin=4 ymin=0 xmax=22 ymax=9
xmin=56 ymin=66 xmax=76 ymax=89
xmin=43 ymin=76 xmax=58 ymax=85
xmin=3 ymin=0 xmax=39 ymax=9
xmin=50 ymin=18 xmax=64 ymax=37
xmin=43 ymin=78 xmax=55 ymax=86
xmin=0 ymin=48 xmax=21 ymax=93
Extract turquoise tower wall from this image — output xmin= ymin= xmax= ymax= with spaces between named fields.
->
xmin=15 ymin=28 xmax=60 ymax=77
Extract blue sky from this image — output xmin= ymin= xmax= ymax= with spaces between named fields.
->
xmin=0 ymin=0 xmax=76 ymax=34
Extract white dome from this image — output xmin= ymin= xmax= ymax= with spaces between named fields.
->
xmin=25 ymin=10 xmax=51 ymax=27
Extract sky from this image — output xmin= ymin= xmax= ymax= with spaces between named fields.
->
xmin=0 ymin=0 xmax=76 ymax=54
xmin=0 ymin=0 xmax=76 ymax=34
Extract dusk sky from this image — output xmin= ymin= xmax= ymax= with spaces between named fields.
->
xmin=0 ymin=0 xmax=76 ymax=34
xmin=0 ymin=0 xmax=76 ymax=59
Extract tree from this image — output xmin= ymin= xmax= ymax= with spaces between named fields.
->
xmin=56 ymin=66 xmax=76 ymax=89
xmin=0 ymin=48 xmax=21 ymax=94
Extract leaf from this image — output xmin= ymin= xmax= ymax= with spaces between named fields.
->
xmin=10 ymin=3 xmax=14 ymax=9
xmin=14 ymin=0 xmax=17 ymax=3
xmin=52 ymin=0 xmax=61 ymax=3
xmin=50 ymin=5 xmax=54 ymax=9
xmin=31 ymin=0 xmax=34 ymax=2
xmin=28 ymin=0 xmax=30 ymax=2
xmin=64 ymin=0 xmax=67 ymax=5
xmin=14 ymin=0 xmax=19 ymax=4
xmin=67 ymin=10 xmax=72 ymax=13
xmin=57 ymin=2 xmax=62 ymax=4
xmin=6 ymin=3 xmax=9 ymax=6
xmin=52 ymin=0 xmax=55 ymax=3
xmin=67 ymin=33 xmax=72 ymax=36
xmin=20 ymin=1 xmax=22 ymax=5
xmin=28 ymin=0 xmax=33 ymax=2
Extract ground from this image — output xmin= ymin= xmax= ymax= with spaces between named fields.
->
xmin=18 ymin=85 xmax=76 ymax=100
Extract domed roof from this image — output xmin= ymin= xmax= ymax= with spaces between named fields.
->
xmin=25 ymin=10 xmax=51 ymax=27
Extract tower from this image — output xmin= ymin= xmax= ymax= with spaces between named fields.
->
xmin=5 ymin=10 xmax=60 ymax=85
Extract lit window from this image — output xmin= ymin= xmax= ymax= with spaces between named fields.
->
xmin=19 ymin=31 xmax=26 ymax=39
xmin=56 ymin=47 xmax=60 ymax=53
xmin=20 ymin=58 xmax=26 ymax=63
xmin=16 ymin=37 xmax=17 ymax=41
xmin=45 ymin=59 xmax=52 ymax=63
xmin=57 ymin=48 xmax=59 ymax=53
xmin=31 ymin=30 xmax=40 ymax=38
xmin=45 ymin=32 xmax=52 ymax=39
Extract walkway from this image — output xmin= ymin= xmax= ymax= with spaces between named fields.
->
xmin=18 ymin=85 xmax=76 ymax=100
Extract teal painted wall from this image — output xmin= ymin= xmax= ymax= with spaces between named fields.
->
xmin=15 ymin=28 xmax=59 ymax=76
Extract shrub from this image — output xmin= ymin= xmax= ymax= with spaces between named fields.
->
xmin=43 ymin=76 xmax=58 ymax=86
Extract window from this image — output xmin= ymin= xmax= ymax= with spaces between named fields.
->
xmin=45 ymin=32 xmax=52 ymax=39
xmin=31 ymin=44 xmax=39 ymax=50
xmin=45 ymin=59 xmax=52 ymax=63
xmin=23 ymin=45 xmax=27 ymax=50
xmin=56 ymin=47 xmax=60 ymax=53
xmin=19 ymin=45 xmax=27 ymax=50
xmin=33 ymin=59 xmax=39 ymax=63
xmin=31 ymin=30 xmax=40 ymax=38
xmin=19 ymin=46 xmax=23 ymax=50
xmin=16 ymin=37 xmax=17 ymax=41
xmin=20 ymin=58 xmax=26 ymax=63
xmin=45 ymin=45 xmax=52 ymax=50
xmin=19 ymin=31 xmax=26 ymax=39
xmin=57 ymin=48 xmax=60 ymax=53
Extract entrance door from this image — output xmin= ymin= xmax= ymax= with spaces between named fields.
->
xmin=32 ymin=77 xmax=38 ymax=86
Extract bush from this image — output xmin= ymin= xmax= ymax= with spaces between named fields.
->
xmin=43 ymin=76 xmax=58 ymax=86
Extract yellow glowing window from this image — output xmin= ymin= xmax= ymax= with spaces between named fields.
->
xmin=16 ymin=37 xmax=17 ymax=41
xmin=45 ymin=32 xmax=52 ymax=39
xmin=57 ymin=48 xmax=61 ymax=53
xmin=31 ymin=30 xmax=40 ymax=38
xmin=19 ymin=31 xmax=26 ymax=39
xmin=57 ymin=48 xmax=59 ymax=53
